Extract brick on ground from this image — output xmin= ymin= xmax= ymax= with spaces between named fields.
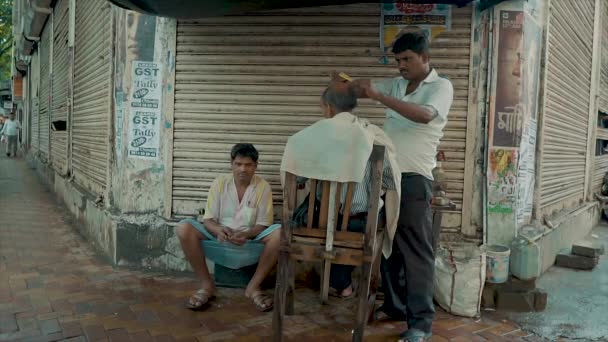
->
xmin=555 ymin=251 xmax=599 ymax=270
xmin=571 ymin=240 xmax=605 ymax=258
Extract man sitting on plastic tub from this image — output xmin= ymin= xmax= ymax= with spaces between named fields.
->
xmin=176 ymin=143 xmax=281 ymax=312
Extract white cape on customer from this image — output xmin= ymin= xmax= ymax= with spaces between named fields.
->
xmin=281 ymin=112 xmax=401 ymax=258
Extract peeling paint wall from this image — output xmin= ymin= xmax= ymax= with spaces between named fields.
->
xmin=486 ymin=0 xmax=544 ymax=246
xmin=110 ymin=8 xmax=176 ymax=216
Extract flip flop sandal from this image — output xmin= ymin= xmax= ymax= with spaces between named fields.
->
xmin=328 ymin=285 xmax=356 ymax=299
xmin=250 ymin=292 xmax=274 ymax=312
xmin=186 ymin=289 xmax=215 ymax=311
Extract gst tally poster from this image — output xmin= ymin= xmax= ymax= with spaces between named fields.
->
xmin=491 ymin=10 xmax=524 ymax=148
xmin=128 ymin=61 xmax=162 ymax=160
xmin=380 ymin=3 xmax=451 ymax=59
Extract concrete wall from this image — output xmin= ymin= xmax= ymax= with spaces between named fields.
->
xmin=538 ymin=203 xmax=600 ymax=273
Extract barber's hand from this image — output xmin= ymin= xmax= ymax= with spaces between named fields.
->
xmin=229 ymin=232 xmax=248 ymax=246
xmin=329 ymin=71 xmax=348 ymax=83
xmin=216 ymin=227 xmax=233 ymax=242
xmin=351 ymin=79 xmax=380 ymax=100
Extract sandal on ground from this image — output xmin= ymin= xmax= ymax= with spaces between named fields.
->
xmin=399 ymin=329 xmax=432 ymax=342
xmin=186 ymin=289 xmax=215 ymax=311
xmin=250 ymin=292 xmax=274 ymax=312
xmin=373 ymin=307 xmax=407 ymax=322
xmin=328 ymin=287 xmax=356 ymax=299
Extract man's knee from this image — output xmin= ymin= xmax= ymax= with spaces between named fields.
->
xmin=264 ymin=227 xmax=281 ymax=245
xmin=176 ymin=222 xmax=198 ymax=241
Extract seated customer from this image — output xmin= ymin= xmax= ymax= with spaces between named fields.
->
xmin=177 ymin=143 xmax=281 ymax=312
xmin=281 ymin=83 xmax=401 ymax=298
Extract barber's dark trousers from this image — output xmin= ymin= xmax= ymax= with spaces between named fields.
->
xmin=380 ymin=173 xmax=439 ymax=334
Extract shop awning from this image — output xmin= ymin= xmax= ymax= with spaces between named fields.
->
xmin=107 ymin=0 xmax=495 ymax=19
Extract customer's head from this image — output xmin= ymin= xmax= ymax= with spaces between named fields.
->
xmin=230 ymin=143 xmax=259 ymax=185
xmin=320 ymin=82 xmax=358 ymax=118
xmin=392 ymin=31 xmax=431 ymax=81
xmin=9 ymin=113 xmax=15 ymax=120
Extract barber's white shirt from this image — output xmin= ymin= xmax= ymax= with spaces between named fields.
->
xmin=373 ymin=69 xmax=453 ymax=180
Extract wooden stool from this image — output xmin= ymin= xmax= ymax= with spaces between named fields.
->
xmin=273 ymin=145 xmax=386 ymax=342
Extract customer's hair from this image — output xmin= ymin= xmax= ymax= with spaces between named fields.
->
xmin=231 ymin=143 xmax=259 ymax=162
xmin=392 ymin=31 xmax=429 ymax=55
xmin=321 ymin=83 xmax=358 ymax=113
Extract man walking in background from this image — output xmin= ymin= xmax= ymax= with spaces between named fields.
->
xmin=1 ymin=113 xmax=21 ymax=158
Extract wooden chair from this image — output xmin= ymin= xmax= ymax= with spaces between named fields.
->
xmin=273 ymin=145 xmax=386 ymax=342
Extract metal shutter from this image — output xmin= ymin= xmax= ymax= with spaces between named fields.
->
xmin=31 ymin=49 xmax=40 ymax=151
xmin=594 ymin=0 xmax=608 ymax=194
xmin=599 ymin=0 xmax=608 ymax=114
xmin=39 ymin=23 xmax=52 ymax=160
xmin=72 ymin=0 xmax=112 ymax=195
xmin=539 ymin=0 xmax=595 ymax=215
xmin=172 ymin=4 xmax=473 ymax=236
xmin=51 ymin=0 xmax=69 ymax=175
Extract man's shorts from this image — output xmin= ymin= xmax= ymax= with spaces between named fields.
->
xmin=178 ymin=219 xmax=281 ymax=269
xmin=179 ymin=219 xmax=281 ymax=241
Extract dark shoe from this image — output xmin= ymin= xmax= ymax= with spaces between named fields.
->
xmin=399 ymin=329 xmax=432 ymax=342
xmin=5 ymin=153 xmax=9 ymax=157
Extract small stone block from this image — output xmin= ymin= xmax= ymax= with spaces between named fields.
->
xmin=572 ymin=240 xmax=605 ymax=258
xmin=214 ymin=263 xmax=257 ymax=288
xmin=495 ymin=290 xmax=535 ymax=312
xmin=555 ymin=253 xmax=599 ymax=270
xmin=534 ymin=289 xmax=548 ymax=312
xmin=507 ymin=277 xmax=536 ymax=291
xmin=481 ymin=284 xmax=496 ymax=309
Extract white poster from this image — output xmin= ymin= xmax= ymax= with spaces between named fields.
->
xmin=127 ymin=61 xmax=162 ymax=160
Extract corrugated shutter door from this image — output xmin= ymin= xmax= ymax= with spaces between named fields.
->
xmin=599 ymin=0 xmax=608 ymax=114
xmin=39 ymin=23 xmax=51 ymax=159
xmin=31 ymin=50 xmax=40 ymax=151
xmin=51 ymin=0 xmax=69 ymax=175
xmin=72 ymin=0 xmax=112 ymax=195
xmin=173 ymin=3 xmax=472 ymax=234
xmin=540 ymin=0 xmax=594 ymax=215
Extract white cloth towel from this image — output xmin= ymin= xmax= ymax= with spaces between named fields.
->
xmin=281 ymin=112 xmax=402 ymax=258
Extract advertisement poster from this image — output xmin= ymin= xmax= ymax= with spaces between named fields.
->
xmin=127 ymin=61 xmax=162 ymax=160
xmin=491 ymin=10 xmax=524 ymax=148
xmin=488 ymin=149 xmax=518 ymax=213
xmin=380 ymin=3 xmax=451 ymax=60
xmin=516 ymin=119 xmax=537 ymax=224
xmin=521 ymin=13 xmax=542 ymax=121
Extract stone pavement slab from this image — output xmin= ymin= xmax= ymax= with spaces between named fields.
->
xmin=0 ymin=156 xmax=542 ymax=341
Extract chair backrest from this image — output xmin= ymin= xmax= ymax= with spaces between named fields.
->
xmin=283 ymin=144 xmax=386 ymax=235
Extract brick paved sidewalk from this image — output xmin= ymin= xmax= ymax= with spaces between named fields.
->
xmin=0 ymin=157 xmax=546 ymax=342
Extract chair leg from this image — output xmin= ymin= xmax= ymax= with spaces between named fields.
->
xmin=287 ymin=259 xmax=295 ymax=316
xmin=272 ymin=250 xmax=291 ymax=342
xmin=353 ymin=261 xmax=373 ymax=342
xmin=367 ymin=239 xmax=384 ymax=323
xmin=321 ymin=260 xmax=331 ymax=304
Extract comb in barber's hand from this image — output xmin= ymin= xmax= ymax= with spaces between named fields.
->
xmin=338 ymin=72 xmax=353 ymax=82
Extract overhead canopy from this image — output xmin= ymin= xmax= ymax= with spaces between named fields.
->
xmin=107 ymin=0 xmax=480 ymax=18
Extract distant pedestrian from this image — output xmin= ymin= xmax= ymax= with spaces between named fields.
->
xmin=1 ymin=113 xmax=21 ymax=157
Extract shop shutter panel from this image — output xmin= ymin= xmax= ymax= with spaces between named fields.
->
xmin=173 ymin=4 xmax=472 ymax=239
xmin=39 ymin=23 xmax=51 ymax=160
xmin=539 ymin=0 xmax=595 ymax=215
xmin=51 ymin=0 xmax=69 ymax=175
xmin=31 ymin=50 xmax=40 ymax=151
xmin=72 ymin=0 xmax=112 ymax=195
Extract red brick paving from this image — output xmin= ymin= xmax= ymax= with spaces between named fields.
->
xmin=0 ymin=157 xmax=546 ymax=341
